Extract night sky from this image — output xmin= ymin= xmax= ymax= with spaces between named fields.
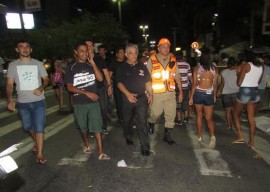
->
xmin=72 ymin=0 xmax=177 ymax=43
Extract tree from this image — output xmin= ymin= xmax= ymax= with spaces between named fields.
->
xmin=1 ymin=12 xmax=129 ymax=59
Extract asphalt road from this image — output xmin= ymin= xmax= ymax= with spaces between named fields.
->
xmin=0 ymin=89 xmax=270 ymax=192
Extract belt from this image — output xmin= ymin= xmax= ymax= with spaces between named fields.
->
xmin=195 ymin=89 xmax=213 ymax=94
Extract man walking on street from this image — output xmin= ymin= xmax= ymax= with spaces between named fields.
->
xmin=85 ymin=40 xmax=112 ymax=135
xmin=117 ymin=44 xmax=153 ymax=156
xmin=109 ymin=47 xmax=126 ymax=123
xmin=6 ymin=40 xmax=49 ymax=164
xmin=147 ymin=38 xmax=183 ymax=145
xmin=65 ymin=41 xmax=110 ymax=160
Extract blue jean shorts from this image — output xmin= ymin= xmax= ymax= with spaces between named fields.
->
xmin=17 ymin=100 xmax=46 ymax=133
xmin=237 ymin=87 xmax=260 ymax=104
xmin=193 ymin=90 xmax=214 ymax=106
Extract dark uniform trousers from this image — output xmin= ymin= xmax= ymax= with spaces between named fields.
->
xmin=122 ymin=94 xmax=150 ymax=151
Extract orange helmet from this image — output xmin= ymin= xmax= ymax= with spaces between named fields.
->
xmin=158 ymin=38 xmax=171 ymax=46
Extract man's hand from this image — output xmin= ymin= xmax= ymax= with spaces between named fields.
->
xmin=107 ymin=85 xmax=112 ymax=97
xmin=126 ymin=93 xmax=137 ymax=103
xmin=147 ymin=95 xmax=153 ymax=106
xmin=178 ymin=93 xmax=183 ymax=103
xmin=85 ymin=92 xmax=99 ymax=102
xmin=33 ymin=87 xmax=44 ymax=96
xmin=7 ymin=101 xmax=16 ymax=111
xmin=189 ymin=98 xmax=193 ymax=106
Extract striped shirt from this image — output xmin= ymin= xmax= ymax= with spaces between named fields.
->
xmin=177 ymin=61 xmax=192 ymax=89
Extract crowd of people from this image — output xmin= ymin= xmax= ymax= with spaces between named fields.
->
xmin=4 ymin=37 xmax=269 ymax=164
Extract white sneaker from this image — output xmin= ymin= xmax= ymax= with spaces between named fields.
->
xmin=198 ymin=137 xmax=202 ymax=142
xmin=209 ymin=136 xmax=216 ymax=149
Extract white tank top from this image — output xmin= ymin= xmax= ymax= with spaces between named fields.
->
xmin=241 ymin=62 xmax=263 ymax=87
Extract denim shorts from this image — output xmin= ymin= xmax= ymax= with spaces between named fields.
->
xmin=17 ymin=100 xmax=46 ymax=133
xmin=193 ymin=90 xmax=214 ymax=106
xmin=73 ymin=102 xmax=103 ymax=133
xmin=221 ymin=93 xmax=237 ymax=108
xmin=237 ymin=87 xmax=260 ymax=104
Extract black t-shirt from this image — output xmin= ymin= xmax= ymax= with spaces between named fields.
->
xmin=65 ymin=62 xmax=98 ymax=105
xmin=94 ymin=54 xmax=107 ymax=89
xmin=109 ymin=59 xmax=125 ymax=86
xmin=116 ymin=61 xmax=151 ymax=96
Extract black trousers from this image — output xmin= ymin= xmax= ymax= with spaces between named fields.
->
xmin=97 ymin=86 xmax=108 ymax=130
xmin=113 ymin=86 xmax=123 ymax=121
xmin=122 ymin=95 xmax=150 ymax=151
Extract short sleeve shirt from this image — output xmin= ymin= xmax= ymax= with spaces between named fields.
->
xmin=7 ymin=59 xmax=48 ymax=103
xmin=116 ymin=62 xmax=151 ymax=96
xmin=65 ymin=62 xmax=98 ymax=105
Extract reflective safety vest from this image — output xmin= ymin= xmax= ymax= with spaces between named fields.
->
xmin=150 ymin=55 xmax=177 ymax=93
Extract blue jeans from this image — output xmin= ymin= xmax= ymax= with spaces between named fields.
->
xmin=17 ymin=100 xmax=46 ymax=133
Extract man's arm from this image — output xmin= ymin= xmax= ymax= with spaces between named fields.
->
xmin=34 ymin=76 xmax=49 ymax=96
xmin=117 ymin=82 xmax=137 ymax=103
xmin=103 ymin=68 xmax=112 ymax=97
xmin=6 ymin=77 xmax=15 ymax=111
xmin=145 ymin=81 xmax=153 ymax=105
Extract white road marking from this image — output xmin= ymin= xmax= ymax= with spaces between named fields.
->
xmin=0 ymin=105 xmax=59 ymax=137
xmin=186 ymin=121 xmax=233 ymax=177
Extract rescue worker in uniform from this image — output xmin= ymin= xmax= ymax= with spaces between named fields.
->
xmin=147 ymin=38 xmax=183 ymax=145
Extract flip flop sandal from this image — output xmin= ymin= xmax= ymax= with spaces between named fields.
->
xmin=83 ymin=146 xmax=93 ymax=154
xmin=37 ymin=157 xmax=47 ymax=164
xmin=98 ymin=153 xmax=110 ymax=160
xmin=232 ymin=139 xmax=245 ymax=144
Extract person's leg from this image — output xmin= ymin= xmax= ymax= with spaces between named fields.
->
xmin=94 ymin=132 xmax=103 ymax=155
xmin=225 ymin=108 xmax=233 ymax=129
xmin=195 ymin=104 xmax=203 ymax=139
xmin=246 ymin=102 xmax=258 ymax=148
xmin=73 ymin=104 xmax=92 ymax=152
xmin=203 ymin=105 xmax=215 ymax=136
xmin=149 ymin=94 xmax=164 ymax=124
xmin=122 ymin=97 xmax=135 ymax=143
xmin=97 ymin=87 xmax=108 ymax=131
xmin=182 ymin=89 xmax=190 ymax=121
xmin=59 ymin=87 xmax=64 ymax=109
xmin=233 ymin=100 xmax=245 ymax=141
xmin=114 ymin=88 xmax=123 ymax=122
xmin=54 ymin=87 xmax=61 ymax=109
xmin=32 ymin=100 xmax=47 ymax=161
xmin=135 ymin=97 xmax=150 ymax=154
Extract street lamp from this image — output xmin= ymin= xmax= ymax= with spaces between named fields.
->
xmin=142 ymin=34 xmax=149 ymax=45
xmin=139 ymin=25 xmax=148 ymax=36
xmin=112 ymin=0 xmax=125 ymax=24
xmin=139 ymin=25 xmax=148 ymax=45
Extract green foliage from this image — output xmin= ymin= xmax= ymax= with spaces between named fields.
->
xmin=1 ymin=12 xmax=129 ymax=59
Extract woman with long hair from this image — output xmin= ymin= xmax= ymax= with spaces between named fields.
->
xmin=232 ymin=50 xmax=263 ymax=149
xmin=189 ymin=49 xmax=218 ymax=149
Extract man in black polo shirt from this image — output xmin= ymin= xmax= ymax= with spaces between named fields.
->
xmin=117 ymin=43 xmax=153 ymax=156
